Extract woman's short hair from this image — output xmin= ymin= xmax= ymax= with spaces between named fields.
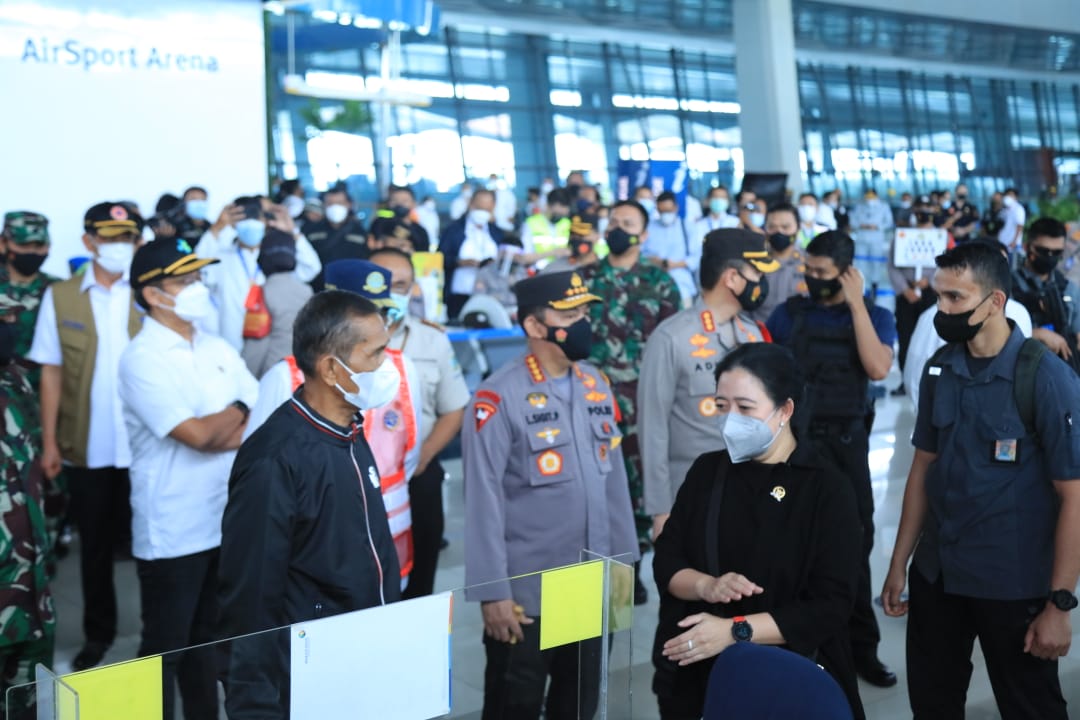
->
xmin=714 ymin=343 xmax=805 ymax=413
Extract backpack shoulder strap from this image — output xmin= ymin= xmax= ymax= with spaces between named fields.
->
xmin=1014 ymin=338 xmax=1047 ymax=442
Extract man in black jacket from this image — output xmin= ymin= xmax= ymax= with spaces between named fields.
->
xmin=218 ymin=290 xmax=401 ymax=718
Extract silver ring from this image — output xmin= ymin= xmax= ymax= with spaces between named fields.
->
xmin=688 ymin=640 xmax=694 ymax=651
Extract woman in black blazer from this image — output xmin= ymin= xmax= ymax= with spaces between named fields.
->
xmin=652 ymin=343 xmax=865 ymax=720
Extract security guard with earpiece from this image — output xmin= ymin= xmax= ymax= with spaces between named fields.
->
xmin=463 ymin=270 xmax=639 ymax=720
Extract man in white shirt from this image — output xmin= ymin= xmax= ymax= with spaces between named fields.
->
xmin=441 ymin=189 xmax=503 ymax=319
xmin=28 ymin=201 xmax=142 ymax=671
xmin=449 ymin=182 xmax=474 ymax=222
xmin=120 ymin=238 xmax=258 ymax=720
xmin=195 ymin=195 xmax=321 ymax=351
xmin=642 ymin=190 xmax=698 ymax=305
xmin=693 ymin=186 xmax=740 ymax=254
xmin=998 ymin=187 xmax=1027 ymax=251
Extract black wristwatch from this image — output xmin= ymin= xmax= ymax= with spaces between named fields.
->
xmin=231 ymin=400 xmax=250 ymax=422
xmin=731 ymin=616 xmax=753 ymax=642
xmin=1048 ymin=589 xmax=1078 ymax=612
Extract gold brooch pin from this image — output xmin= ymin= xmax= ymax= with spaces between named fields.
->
xmin=770 ymin=486 xmax=786 ymax=503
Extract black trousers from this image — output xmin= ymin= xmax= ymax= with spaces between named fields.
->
xmin=403 ymin=459 xmax=445 ymax=600
xmin=482 ymin=621 xmax=602 ymax=720
xmin=807 ymin=420 xmax=880 ymax=659
xmin=136 ymin=548 xmax=221 ymax=720
xmin=895 ymin=289 xmax=937 ymax=373
xmin=907 ymin=570 xmax=1067 ymax=720
xmin=67 ymin=466 xmax=131 ymax=646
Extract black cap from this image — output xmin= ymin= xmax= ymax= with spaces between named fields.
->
xmin=84 ymin=202 xmax=143 ymax=237
xmin=130 ymin=237 xmax=219 ymax=290
xmin=370 ymin=217 xmax=416 ymax=245
xmin=702 ymin=228 xmax=780 ymax=273
xmin=513 ymin=270 xmax=601 ymax=311
xmin=257 ymin=228 xmax=297 ymax=276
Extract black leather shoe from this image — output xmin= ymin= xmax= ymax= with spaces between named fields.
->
xmin=855 ymin=656 xmax=897 ymax=687
xmin=72 ymin=641 xmax=109 ymax=671
xmin=889 ymin=384 xmax=906 ymax=397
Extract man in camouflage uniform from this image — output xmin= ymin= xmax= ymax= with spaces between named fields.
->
xmin=0 ymin=212 xmax=60 ymax=390
xmin=0 ymin=295 xmax=56 ymax=719
xmin=585 ymin=200 xmax=681 ymax=605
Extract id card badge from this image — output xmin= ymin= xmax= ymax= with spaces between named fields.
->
xmin=992 ymin=439 xmax=1019 ymax=463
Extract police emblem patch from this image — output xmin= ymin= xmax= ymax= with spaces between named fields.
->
xmin=527 ymin=392 xmax=548 ymax=409
xmin=537 ymin=450 xmax=563 ymax=476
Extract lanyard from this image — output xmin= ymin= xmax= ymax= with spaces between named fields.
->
xmin=237 ymin=246 xmax=259 ymax=284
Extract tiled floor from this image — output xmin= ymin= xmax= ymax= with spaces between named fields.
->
xmin=48 ymin=377 xmax=1080 ymax=718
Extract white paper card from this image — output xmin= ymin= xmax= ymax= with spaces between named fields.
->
xmin=290 ymin=592 xmax=453 ymax=720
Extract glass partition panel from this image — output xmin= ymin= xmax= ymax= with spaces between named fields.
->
xmin=8 ymin=555 xmax=636 ymax=719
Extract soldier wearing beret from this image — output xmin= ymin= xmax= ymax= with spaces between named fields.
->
xmin=463 ymin=270 xmax=639 ymax=719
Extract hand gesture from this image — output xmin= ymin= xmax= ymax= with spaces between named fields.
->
xmin=695 ymin=572 xmax=763 ymax=604
xmin=1033 ymin=327 xmax=1072 ymax=360
xmin=267 ymin=204 xmax=296 ymax=235
xmin=838 ymin=266 xmax=864 ymax=305
xmin=41 ymin=439 xmax=63 ymax=480
xmin=662 ymin=614 xmax=732 ymax=666
xmin=481 ymin=599 xmax=533 ymax=644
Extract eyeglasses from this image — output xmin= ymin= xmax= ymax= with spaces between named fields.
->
xmin=1033 ymin=246 xmax=1064 ymax=258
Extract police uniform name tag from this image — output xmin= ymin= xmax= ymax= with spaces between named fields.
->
xmin=992 ymin=439 xmax=1019 ymax=464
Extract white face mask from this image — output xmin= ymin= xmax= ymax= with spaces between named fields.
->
xmin=335 ymin=356 xmax=400 ymax=410
xmin=1003 ymin=195 xmax=1017 ymax=208
xmin=283 ymin=195 xmax=306 ymax=219
xmin=160 ymin=281 xmax=213 ymax=322
xmin=94 ymin=241 xmax=135 ymax=275
xmin=186 ymin=199 xmax=210 ymax=222
xmin=235 ymin=219 xmax=265 ymax=247
xmin=658 ymin=211 xmax=677 ymax=227
xmin=468 ymin=208 xmax=492 ymax=226
xmin=749 ymin=212 xmax=766 ymax=228
xmin=325 ymin=203 xmax=349 ymax=224
xmin=720 ymin=408 xmax=781 ymax=463
xmin=798 ymin=205 xmax=817 ymax=224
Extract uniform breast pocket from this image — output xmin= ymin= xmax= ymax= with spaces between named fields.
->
xmin=591 ymin=418 xmax=621 ymax=474
xmin=975 ymin=411 xmax=1028 ymax=465
xmin=527 ymin=424 xmax=573 ymax=487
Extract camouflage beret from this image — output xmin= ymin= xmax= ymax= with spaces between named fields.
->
xmin=3 ymin=211 xmax=49 ymax=245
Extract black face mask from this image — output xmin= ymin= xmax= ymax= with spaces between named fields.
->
xmin=605 ymin=227 xmax=640 ymax=256
xmin=1029 ymin=247 xmax=1062 ymax=275
xmin=805 ymin=275 xmax=842 ymax=301
xmin=956 ymin=194 xmax=968 ymax=202
xmin=933 ymin=293 xmax=992 ymax=344
xmin=735 ymin=272 xmax=768 ymax=312
xmin=767 ymin=232 xmax=793 ymax=253
xmin=915 ymin=211 xmax=933 ymax=225
xmin=544 ymin=317 xmax=593 ymax=361
xmin=389 ymin=205 xmax=411 ymax=218
xmin=550 ymin=212 xmax=568 ymax=223
xmin=7 ymin=251 xmax=47 ymax=277
xmin=0 ymin=322 xmax=15 ymax=365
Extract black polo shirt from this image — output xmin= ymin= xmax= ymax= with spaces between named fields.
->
xmin=912 ymin=325 xmax=1080 ymax=600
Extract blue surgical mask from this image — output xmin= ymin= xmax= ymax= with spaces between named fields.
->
xmin=709 ymin=197 xmax=730 ymax=215
xmin=186 ymin=199 xmax=210 ymax=221
xmin=388 ymin=292 xmax=410 ymax=324
xmin=720 ymin=408 xmax=781 ymax=463
xmin=235 ymin=218 xmax=265 ymax=247
xmin=749 ymin=212 xmax=766 ymax=228
xmin=638 ymin=198 xmax=656 ymax=216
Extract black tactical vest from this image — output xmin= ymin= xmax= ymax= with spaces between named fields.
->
xmin=786 ymin=296 xmax=870 ymax=421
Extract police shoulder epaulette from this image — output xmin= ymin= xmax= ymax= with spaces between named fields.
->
xmin=420 ymin=318 xmax=446 ymax=332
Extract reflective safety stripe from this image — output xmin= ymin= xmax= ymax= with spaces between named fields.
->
xmin=362 ymin=349 xmax=417 ymax=579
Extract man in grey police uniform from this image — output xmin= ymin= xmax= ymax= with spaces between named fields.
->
xmin=370 ymin=247 xmax=471 ymax=599
xmin=883 ymin=242 xmax=1080 ymax=719
xmin=463 ymin=269 xmax=639 ymax=720
xmin=638 ymin=229 xmax=778 ymax=539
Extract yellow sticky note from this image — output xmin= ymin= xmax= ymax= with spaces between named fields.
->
xmin=61 ymin=655 xmax=163 ymax=720
xmin=539 ymin=561 xmax=604 ymax=650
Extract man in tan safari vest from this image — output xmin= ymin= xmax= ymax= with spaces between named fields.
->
xmin=27 ymin=201 xmax=143 ymax=671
